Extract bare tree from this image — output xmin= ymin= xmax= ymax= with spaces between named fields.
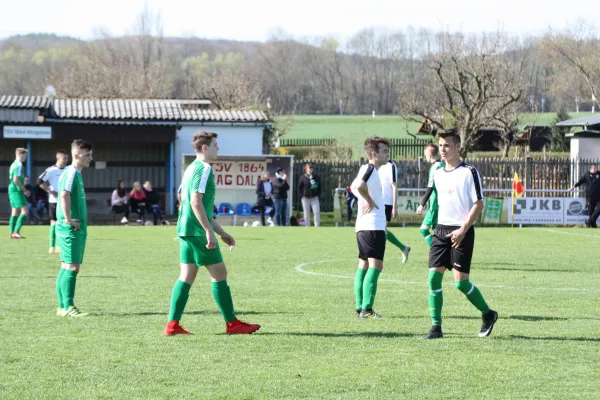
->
xmin=398 ymin=30 xmax=528 ymax=157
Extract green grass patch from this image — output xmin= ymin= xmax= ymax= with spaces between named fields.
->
xmin=1 ymin=226 xmax=599 ymax=399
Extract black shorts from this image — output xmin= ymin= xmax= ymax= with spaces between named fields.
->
xmin=385 ymin=205 xmax=393 ymax=222
xmin=428 ymin=225 xmax=475 ymax=273
xmin=49 ymin=203 xmax=57 ymax=221
xmin=357 ymin=230 xmax=386 ymax=261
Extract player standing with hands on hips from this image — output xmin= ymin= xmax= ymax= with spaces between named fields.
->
xmin=422 ymin=130 xmax=497 ymax=339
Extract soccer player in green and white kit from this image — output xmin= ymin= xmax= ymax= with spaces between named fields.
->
xmin=55 ymin=140 xmax=93 ymax=317
xmin=417 ymin=143 xmax=444 ymax=247
xmin=164 ymin=131 xmax=260 ymax=336
xmin=8 ymin=148 xmax=30 ymax=239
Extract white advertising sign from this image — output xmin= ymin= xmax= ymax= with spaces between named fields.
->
xmin=3 ymin=126 xmax=52 ymax=139
xmin=509 ymin=197 xmax=564 ymax=224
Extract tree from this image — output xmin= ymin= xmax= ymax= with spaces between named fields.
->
xmin=550 ymin=107 xmax=571 ymax=152
xmin=397 ymin=30 xmax=528 ymax=157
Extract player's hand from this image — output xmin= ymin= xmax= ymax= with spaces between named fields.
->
xmin=206 ymin=231 xmax=218 ymax=249
xmin=24 ymin=190 xmax=30 ymax=197
xmin=364 ymin=201 xmax=378 ymax=213
xmin=391 ymin=206 xmax=398 ymax=219
xmin=416 ymin=205 xmax=424 ymax=215
xmin=66 ymin=219 xmax=80 ymax=230
xmin=447 ymin=228 xmax=465 ymax=248
xmin=220 ymin=233 xmax=236 ymax=251
xmin=50 ymin=190 xmax=58 ymax=197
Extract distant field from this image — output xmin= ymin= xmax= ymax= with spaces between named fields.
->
xmin=278 ymin=112 xmax=591 ymax=141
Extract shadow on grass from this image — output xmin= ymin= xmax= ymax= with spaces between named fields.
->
xmin=104 ymin=310 xmax=284 ymax=317
xmin=260 ymin=331 xmax=414 ymax=338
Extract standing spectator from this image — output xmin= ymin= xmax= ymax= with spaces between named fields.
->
xmin=298 ymin=163 xmax=321 ymax=227
xmin=129 ymin=181 xmax=147 ymax=223
xmin=272 ymin=167 xmax=290 ymax=226
xmin=111 ymin=180 xmax=130 ymax=224
xmin=569 ymin=164 xmax=600 ymax=228
xmin=143 ymin=181 xmax=168 ymax=225
xmin=256 ymin=172 xmax=275 ymax=226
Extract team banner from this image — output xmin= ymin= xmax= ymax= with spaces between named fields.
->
xmin=210 ymin=161 xmax=266 ymax=188
xmin=482 ymin=198 xmax=503 ymax=224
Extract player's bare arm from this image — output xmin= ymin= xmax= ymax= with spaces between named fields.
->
xmin=13 ymin=175 xmax=29 ymax=196
xmin=190 ymin=192 xmax=217 ymax=249
xmin=391 ymin=180 xmax=398 ymax=218
xmin=60 ymin=190 xmax=79 ymax=230
xmin=447 ymin=200 xmax=484 ymax=248
xmin=213 ymin=219 xmax=235 ymax=250
xmin=40 ymin=181 xmax=58 ymax=197
xmin=351 ymin=178 xmax=377 ymax=213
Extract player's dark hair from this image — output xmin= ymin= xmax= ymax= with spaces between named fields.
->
xmin=425 ymin=143 xmax=439 ymax=157
xmin=438 ymin=129 xmax=461 ymax=145
xmin=71 ymin=139 xmax=93 ymax=151
xmin=56 ymin=149 xmax=67 ymax=155
xmin=192 ymin=131 xmax=218 ymax=151
xmin=364 ymin=137 xmax=390 ymax=155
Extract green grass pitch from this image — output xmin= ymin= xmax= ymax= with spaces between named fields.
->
xmin=1 ymin=226 xmax=599 ymax=399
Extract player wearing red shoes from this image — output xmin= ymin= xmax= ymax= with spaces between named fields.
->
xmin=164 ymin=131 xmax=260 ymax=336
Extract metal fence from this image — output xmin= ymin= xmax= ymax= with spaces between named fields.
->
xmin=292 ymin=157 xmax=600 ymax=212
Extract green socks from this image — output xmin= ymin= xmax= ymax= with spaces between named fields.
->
xmin=456 ymin=280 xmax=490 ymax=314
xmin=61 ymin=269 xmax=78 ymax=308
xmin=211 ymin=280 xmax=237 ymax=322
xmin=385 ymin=230 xmax=406 ymax=251
xmin=49 ymin=225 xmax=56 ymax=248
xmin=420 ymin=228 xmax=433 ymax=247
xmin=168 ymin=280 xmax=191 ymax=322
xmin=428 ymin=270 xmax=444 ymax=327
xmin=361 ymin=268 xmax=381 ymax=309
xmin=354 ymin=268 xmax=368 ymax=310
xmin=14 ymin=214 xmax=26 ymax=234
xmin=56 ymin=268 xmax=66 ymax=309
xmin=9 ymin=216 xmax=16 ymax=234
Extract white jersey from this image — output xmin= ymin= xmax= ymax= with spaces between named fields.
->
xmin=432 ymin=162 xmax=484 ymax=226
xmin=354 ymin=163 xmax=387 ymax=232
xmin=39 ymin=165 xmax=66 ymax=203
xmin=378 ymin=160 xmax=397 ymax=206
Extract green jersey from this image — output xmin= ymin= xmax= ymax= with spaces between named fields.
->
xmin=177 ymin=160 xmax=216 ymax=237
xmin=56 ymin=166 xmax=88 ymax=232
xmin=8 ymin=161 xmax=24 ymax=193
xmin=427 ymin=160 xmax=445 ymax=211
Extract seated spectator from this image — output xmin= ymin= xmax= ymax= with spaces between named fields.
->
xmin=143 ymin=181 xmax=168 ymax=225
xmin=129 ymin=181 xmax=147 ymax=223
xmin=111 ymin=180 xmax=130 ymax=224
xmin=25 ymin=176 xmax=45 ymax=224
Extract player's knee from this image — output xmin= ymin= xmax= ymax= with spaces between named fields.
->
xmin=455 ymin=279 xmax=472 ymax=294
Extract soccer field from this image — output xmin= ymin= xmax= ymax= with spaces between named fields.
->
xmin=1 ymin=226 xmax=599 ymax=399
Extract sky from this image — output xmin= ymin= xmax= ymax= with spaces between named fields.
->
xmin=0 ymin=0 xmax=596 ymax=42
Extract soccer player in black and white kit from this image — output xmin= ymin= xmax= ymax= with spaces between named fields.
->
xmin=351 ymin=137 xmax=389 ymax=319
xmin=422 ymin=130 xmax=498 ymax=339
xmin=39 ymin=149 xmax=69 ymax=254
xmin=378 ymin=160 xmax=411 ymax=263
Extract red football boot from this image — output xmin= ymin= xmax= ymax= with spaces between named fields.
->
xmin=226 ymin=319 xmax=261 ymax=335
xmin=163 ymin=320 xmax=193 ymax=336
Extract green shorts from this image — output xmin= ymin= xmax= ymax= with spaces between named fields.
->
xmin=57 ymin=231 xmax=87 ymax=265
xmin=421 ymin=208 xmax=438 ymax=229
xmin=179 ymin=236 xmax=223 ymax=266
xmin=9 ymin=192 xmax=27 ymax=208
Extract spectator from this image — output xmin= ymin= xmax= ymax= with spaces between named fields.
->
xmin=24 ymin=176 xmax=45 ymax=224
xmin=569 ymin=164 xmax=600 ymax=228
xmin=111 ymin=180 xmax=130 ymax=224
xmin=129 ymin=181 xmax=147 ymax=223
xmin=256 ymin=171 xmax=275 ymax=226
xmin=143 ymin=181 xmax=168 ymax=225
xmin=272 ymin=167 xmax=290 ymax=226
xmin=297 ymin=163 xmax=321 ymax=227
